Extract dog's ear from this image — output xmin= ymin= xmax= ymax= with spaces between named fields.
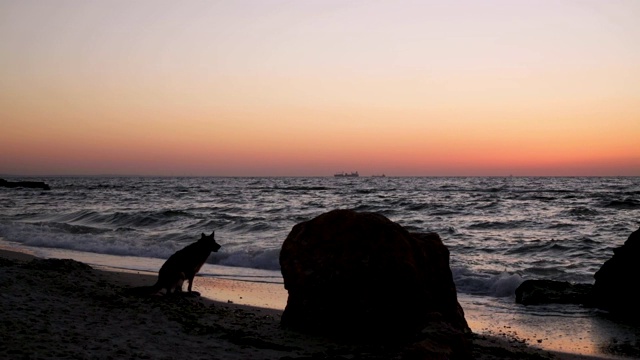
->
xmin=201 ymin=233 xmax=206 ymax=238
xmin=210 ymin=231 xmax=215 ymax=237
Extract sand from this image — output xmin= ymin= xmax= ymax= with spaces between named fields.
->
xmin=0 ymin=249 xmax=635 ymax=360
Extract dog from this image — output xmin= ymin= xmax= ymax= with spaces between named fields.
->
xmin=127 ymin=231 xmax=221 ymax=296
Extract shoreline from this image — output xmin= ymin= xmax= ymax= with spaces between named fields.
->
xmin=0 ymin=248 xmax=636 ymax=359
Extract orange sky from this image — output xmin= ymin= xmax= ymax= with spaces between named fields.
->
xmin=1 ymin=0 xmax=639 ymax=176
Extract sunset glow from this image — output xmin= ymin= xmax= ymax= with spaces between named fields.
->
xmin=1 ymin=0 xmax=639 ymax=176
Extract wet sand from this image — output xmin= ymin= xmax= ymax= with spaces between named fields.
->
xmin=0 ymin=249 xmax=636 ymax=359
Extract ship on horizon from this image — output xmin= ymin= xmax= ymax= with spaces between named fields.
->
xmin=334 ymin=171 xmax=359 ymax=177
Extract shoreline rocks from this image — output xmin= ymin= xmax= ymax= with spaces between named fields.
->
xmin=0 ymin=178 xmax=50 ymax=190
xmin=515 ymin=279 xmax=592 ymax=306
xmin=515 ymin=227 xmax=640 ymax=321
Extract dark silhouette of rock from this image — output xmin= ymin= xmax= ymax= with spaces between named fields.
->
xmin=515 ymin=279 xmax=593 ymax=305
xmin=591 ymin=227 xmax=640 ymax=318
xmin=279 ymin=209 xmax=470 ymax=357
xmin=513 ymin=227 xmax=640 ymax=323
xmin=0 ymin=178 xmax=50 ymax=190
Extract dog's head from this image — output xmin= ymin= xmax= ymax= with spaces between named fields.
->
xmin=200 ymin=231 xmax=221 ymax=252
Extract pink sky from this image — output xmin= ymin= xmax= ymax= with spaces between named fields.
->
xmin=1 ymin=0 xmax=639 ymax=176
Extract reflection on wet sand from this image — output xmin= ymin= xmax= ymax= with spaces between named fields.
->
xmin=462 ymin=294 xmax=640 ymax=359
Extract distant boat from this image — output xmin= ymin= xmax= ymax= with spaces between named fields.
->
xmin=371 ymin=174 xmax=386 ymax=178
xmin=334 ymin=171 xmax=359 ymax=177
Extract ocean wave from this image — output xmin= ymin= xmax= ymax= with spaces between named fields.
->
xmin=546 ymin=222 xmax=576 ymax=229
xmin=45 ymin=209 xmax=196 ymax=230
xmin=524 ymin=266 xmax=565 ymax=277
xmin=213 ymin=248 xmax=281 ymax=271
xmin=1 ymin=219 xmax=287 ymax=273
xmin=566 ymin=207 xmax=599 ymax=216
xmin=186 ymin=218 xmax=232 ymax=231
xmin=50 ymin=209 xmax=103 ymax=224
xmin=404 ymin=203 xmax=433 ymax=211
xmin=44 ymin=222 xmax=111 ymax=235
xmin=467 ymin=219 xmax=536 ymax=230
xmin=274 ymin=186 xmax=330 ymax=192
xmin=473 ymin=201 xmax=501 ymax=211
xmin=504 ymin=240 xmax=570 ymax=255
xmin=430 ymin=210 xmax=460 ymax=216
xmin=103 ymin=211 xmax=181 ymax=228
xmin=221 ymin=220 xmax=280 ymax=234
xmin=452 ymin=267 xmax=524 ymax=297
xmin=604 ymin=199 xmax=640 ymax=209
xmin=161 ymin=210 xmax=193 ymax=217
xmin=350 ymin=204 xmax=379 ymax=212
xmin=355 ymin=188 xmax=377 ymax=194
xmin=0 ymin=222 xmax=172 ymax=260
xmin=519 ymin=195 xmax=558 ymax=202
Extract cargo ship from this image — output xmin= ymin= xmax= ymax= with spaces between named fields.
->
xmin=334 ymin=171 xmax=359 ymax=177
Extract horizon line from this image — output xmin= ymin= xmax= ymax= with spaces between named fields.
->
xmin=2 ymin=174 xmax=639 ymax=179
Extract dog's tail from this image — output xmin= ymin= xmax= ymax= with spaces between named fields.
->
xmin=124 ymin=282 xmax=163 ymax=296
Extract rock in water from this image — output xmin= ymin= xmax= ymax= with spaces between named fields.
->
xmin=591 ymin=227 xmax=640 ymax=319
xmin=279 ymin=209 xmax=469 ymax=343
xmin=0 ymin=178 xmax=50 ymax=190
xmin=515 ymin=279 xmax=592 ymax=305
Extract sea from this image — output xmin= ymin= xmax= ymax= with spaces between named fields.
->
xmin=1 ymin=176 xmax=640 ymax=355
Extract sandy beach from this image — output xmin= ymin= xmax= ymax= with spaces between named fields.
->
xmin=3 ymin=249 xmax=637 ymax=360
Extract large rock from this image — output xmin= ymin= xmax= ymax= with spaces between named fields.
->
xmin=591 ymin=227 xmax=640 ymax=318
xmin=279 ymin=209 xmax=469 ymax=346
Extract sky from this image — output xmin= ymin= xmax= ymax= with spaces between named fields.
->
xmin=1 ymin=0 xmax=639 ymax=177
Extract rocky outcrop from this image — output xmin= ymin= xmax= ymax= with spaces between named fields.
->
xmin=0 ymin=178 xmax=50 ymax=190
xmin=279 ymin=209 xmax=470 ymax=357
xmin=591 ymin=227 xmax=640 ymax=318
xmin=514 ymin=227 xmax=640 ymax=321
xmin=515 ymin=279 xmax=592 ymax=305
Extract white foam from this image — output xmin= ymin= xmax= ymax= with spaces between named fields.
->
xmin=0 ymin=221 xmax=283 ymax=272
xmin=0 ymin=237 xmax=283 ymax=284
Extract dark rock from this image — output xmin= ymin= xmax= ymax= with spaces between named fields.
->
xmin=0 ymin=178 xmax=50 ymax=190
xmin=515 ymin=279 xmax=593 ymax=305
xmin=591 ymin=227 xmax=640 ymax=318
xmin=279 ymin=209 xmax=470 ymax=357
